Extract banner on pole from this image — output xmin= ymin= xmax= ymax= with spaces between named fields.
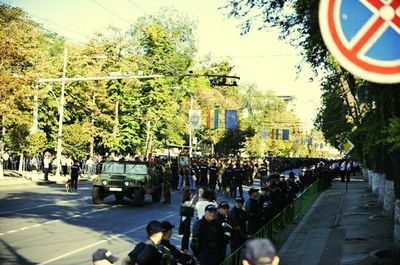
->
xmin=282 ymin=129 xmax=290 ymax=140
xmin=206 ymin=109 xmax=219 ymax=129
xmin=189 ymin=109 xmax=201 ymax=129
xmin=261 ymin=129 xmax=268 ymax=140
xmin=225 ymin=110 xmax=238 ymax=129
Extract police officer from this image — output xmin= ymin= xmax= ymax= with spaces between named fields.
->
xmin=159 ymin=221 xmax=195 ymax=265
xmin=258 ymin=163 xmax=268 ymax=188
xmin=245 ymin=188 xmax=261 ymax=236
xmin=70 ymin=160 xmax=81 ymax=192
xmin=208 ymin=161 xmax=219 ymax=192
xmin=122 ymin=220 xmax=164 ymax=265
xmin=198 ymin=159 xmax=209 ymax=188
xmin=233 ymin=162 xmax=244 ymax=198
xmin=230 ymin=197 xmax=248 ymax=252
xmin=216 ymin=201 xmax=233 ymax=255
xmin=191 ymin=204 xmax=227 ymax=265
xmin=222 ymin=163 xmax=234 ymax=196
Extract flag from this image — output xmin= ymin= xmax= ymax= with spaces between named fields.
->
xmin=307 ymin=138 xmax=313 ymax=146
xmin=206 ymin=109 xmax=219 ymax=129
xmin=270 ymin=129 xmax=275 ymax=139
xmin=282 ymin=129 xmax=290 ymax=140
xmin=225 ymin=110 xmax=238 ymax=129
xmin=261 ymin=129 xmax=268 ymax=140
xmin=189 ymin=109 xmax=201 ymax=129
xmin=275 ymin=129 xmax=280 ymax=140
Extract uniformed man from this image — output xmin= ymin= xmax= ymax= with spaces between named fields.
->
xmin=233 ymin=162 xmax=244 ymax=198
xmin=70 ymin=160 xmax=81 ymax=192
xmin=191 ymin=204 xmax=227 ymax=265
xmin=208 ymin=161 xmax=219 ymax=192
xmin=230 ymin=197 xmax=248 ymax=252
xmin=122 ymin=220 xmax=164 ymax=265
xmin=245 ymin=188 xmax=261 ymax=236
xmin=258 ymin=163 xmax=269 ymax=188
xmin=198 ymin=160 xmax=209 ymax=188
xmin=222 ymin=163 xmax=234 ymax=196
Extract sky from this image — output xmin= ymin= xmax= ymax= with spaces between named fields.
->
xmin=2 ymin=0 xmax=322 ymax=130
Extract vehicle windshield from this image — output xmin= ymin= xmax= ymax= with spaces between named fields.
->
xmin=126 ymin=164 xmax=147 ymax=174
xmin=101 ymin=163 xmax=147 ymax=174
xmin=102 ymin=163 xmax=125 ymax=174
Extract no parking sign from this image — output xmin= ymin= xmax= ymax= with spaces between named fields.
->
xmin=319 ymin=0 xmax=400 ymax=83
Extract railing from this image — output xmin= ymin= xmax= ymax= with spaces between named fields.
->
xmin=220 ymin=179 xmax=324 ymax=265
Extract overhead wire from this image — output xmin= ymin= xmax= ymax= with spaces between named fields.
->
xmin=91 ymin=0 xmax=131 ymax=24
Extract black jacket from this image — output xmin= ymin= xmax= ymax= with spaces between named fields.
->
xmin=191 ymin=217 xmax=227 ymax=257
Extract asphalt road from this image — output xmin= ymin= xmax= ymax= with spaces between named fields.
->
xmin=0 ymin=169 xmax=300 ymax=265
xmin=0 ymin=181 xmax=215 ymax=265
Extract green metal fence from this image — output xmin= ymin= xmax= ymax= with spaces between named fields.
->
xmin=220 ymin=179 xmax=324 ymax=265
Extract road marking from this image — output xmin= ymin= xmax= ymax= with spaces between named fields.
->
xmin=38 ymin=212 xmax=179 ymax=265
xmin=0 ymin=205 xmax=120 ymax=236
xmin=0 ymin=196 xmax=91 ymax=214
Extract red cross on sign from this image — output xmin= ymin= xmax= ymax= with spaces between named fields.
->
xmin=319 ymin=0 xmax=400 ymax=83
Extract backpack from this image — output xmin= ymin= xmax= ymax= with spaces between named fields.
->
xmin=127 ymin=242 xmax=146 ymax=264
xmin=179 ymin=206 xmax=194 ymax=218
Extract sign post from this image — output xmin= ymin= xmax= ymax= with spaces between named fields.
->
xmin=319 ymin=0 xmax=400 ymax=83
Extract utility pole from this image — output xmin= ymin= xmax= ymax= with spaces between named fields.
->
xmin=189 ymin=95 xmax=193 ymax=158
xmin=55 ymin=48 xmax=68 ymax=178
xmin=89 ymin=92 xmax=96 ymax=158
xmin=30 ymin=84 xmax=39 ymax=134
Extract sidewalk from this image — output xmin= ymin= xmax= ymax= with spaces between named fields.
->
xmin=278 ymin=178 xmax=398 ymax=265
xmin=0 ymin=170 xmax=92 ymax=189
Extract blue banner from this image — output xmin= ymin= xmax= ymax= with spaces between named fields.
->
xmin=225 ymin=110 xmax=238 ymax=129
xmin=282 ymin=129 xmax=290 ymax=140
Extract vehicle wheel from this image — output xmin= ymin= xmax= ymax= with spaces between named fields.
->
xmin=92 ymin=186 xmax=104 ymax=204
xmin=133 ymin=188 xmax=144 ymax=207
xmin=115 ymin=194 xmax=124 ymax=202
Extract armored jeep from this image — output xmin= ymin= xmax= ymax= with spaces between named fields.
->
xmin=92 ymin=161 xmax=162 ymax=206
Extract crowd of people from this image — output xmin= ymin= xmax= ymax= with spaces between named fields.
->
xmin=92 ymin=220 xmax=280 ymax=265
xmin=89 ymin=156 xmax=345 ymax=265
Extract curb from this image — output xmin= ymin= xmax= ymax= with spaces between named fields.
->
xmin=278 ymin=189 xmax=327 ymax=256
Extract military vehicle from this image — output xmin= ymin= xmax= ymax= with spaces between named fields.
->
xmin=92 ymin=161 xmax=162 ymax=206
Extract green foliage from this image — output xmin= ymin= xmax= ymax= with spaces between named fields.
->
xmin=384 ymin=118 xmax=400 ymax=152
xmin=62 ymin=122 xmax=91 ymax=158
xmin=26 ymin=130 xmax=46 ymax=155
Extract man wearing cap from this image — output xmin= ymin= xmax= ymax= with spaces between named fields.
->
xmin=245 ymin=188 xmax=261 ymax=235
xmin=216 ymin=201 xmax=234 ymax=248
xmin=92 ymin=248 xmax=119 ymax=265
xmin=241 ymin=239 xmax=280 ymax=265
xmin=191 ymin=204 xmax=227 ymax=265
xmin=159 ymin=221 xmax=195 ymax=265
xmin=122 ymin=220 xmax=164 ymax=265
xmin=230 ymin=197 xmax=248 ymax=252
xmin=233 ymin=162 xmax=244 ymax=198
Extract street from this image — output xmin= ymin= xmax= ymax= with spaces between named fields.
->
xmin=0 ymin=181 xmax=200 ymax=265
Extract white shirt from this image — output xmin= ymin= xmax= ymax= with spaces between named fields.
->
xmin=195 ymin=200 xmax=218 ymax=219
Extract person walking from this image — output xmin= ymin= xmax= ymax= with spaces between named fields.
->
xmin=43 ymin=153 xmax=52 ymax=181
xmin=191 ymin=204 xmax=228 ymax=265
xmin=179 ymin=190 xmax=196 ymax=251
xmin=233 ymin=162 xmax=244 ymax=198
xmin=70 ymin=160 xmax=81 ymax=192
xmin=208 ymin=161 xmax=219 ymax=192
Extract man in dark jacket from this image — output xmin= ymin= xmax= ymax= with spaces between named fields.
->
xmin=122 ymin=220 xmax=164 ymax=265
xmin=159 ymin=221 xmax=194 ymax=265
xmin=230 ymin=197 xmax=248 ymax=252
xmin=191 ymin=204 xmax=227 ymax=265
xmin=245 ymin=188 xmax=261 ymax=235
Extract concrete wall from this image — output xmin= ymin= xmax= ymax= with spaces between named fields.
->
xmin=394 ymin=199 xmax=400 ymax=256
xmin=366 ymin=170 xmax=395 ymax=214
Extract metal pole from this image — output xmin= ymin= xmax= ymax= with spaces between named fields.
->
xmin=189 ymin=95 xmax=193 ymax=158
xmin=30 ymin=84 xmax=39 ymax=134
xmin=145 ymin=120 xmax=151 ymax=161
xmin=89 ymin=92 xmax=96 ymax=158
xmin=55 ymin=48 xmax=68 ymax=178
